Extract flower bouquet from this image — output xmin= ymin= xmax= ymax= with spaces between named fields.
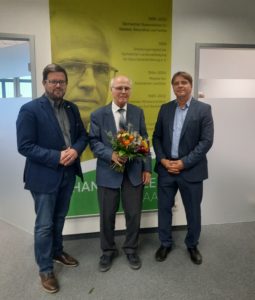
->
xmin=107 ymin=129 xmax=150 ymax=172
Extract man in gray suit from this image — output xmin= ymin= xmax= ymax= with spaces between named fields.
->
xmin=90 ymin=75 xmax=152 ymax=271
xmin=153 ymin=71 xmax=214 ymax=265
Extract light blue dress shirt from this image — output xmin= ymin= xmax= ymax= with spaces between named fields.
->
xmin=171 ymin=98 xmax=191 ymax=158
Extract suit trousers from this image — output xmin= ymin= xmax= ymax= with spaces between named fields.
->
xmin=98 ymin=174 xmax=143 ymax=256
xmin=31 ymin=168 xmax=76 ymax=274
xmin=157 ymin=174 xmax=203 ymax=248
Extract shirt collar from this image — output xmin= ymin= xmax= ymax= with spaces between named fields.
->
xmin=112 ymin=101 xmax=127 ymax=113
xmin=176 ymin=96 xmax=192 ymax=109
xmin=45 ymin=93 xmax=64 ymax=109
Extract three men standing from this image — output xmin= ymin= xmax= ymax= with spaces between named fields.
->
xmin=16 ymin=67 xmax=213 ymax=294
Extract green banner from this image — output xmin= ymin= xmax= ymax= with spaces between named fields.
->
xmin=68 ymin=160 xmax=158 ymax=217
xmin=49 ymin=0 xmax=172 ymax=216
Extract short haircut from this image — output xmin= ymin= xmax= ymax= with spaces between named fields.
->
xmin=42 ymin=63 xmax=68 ymax=82
xmin=110 ymin=76 xmax=132 ymax=88
xmin=171 ymin=71 xmax=193 ymax=86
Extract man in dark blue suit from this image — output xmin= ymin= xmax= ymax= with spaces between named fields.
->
xmin=16 ymin=64 xmax=88 ymax=293
xmin=90 ymin=75 xmax=152 ymax=272
xmin=153 ymin=71 xmax=214 ymax=265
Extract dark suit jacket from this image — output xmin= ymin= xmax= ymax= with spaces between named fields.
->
xmin=152 ymin=98 xmax=214 ymax=182
xmin=16 ymin=95 xmax=88 ymax=193
xmin=89 ymin=102 xmax=152 ymax=188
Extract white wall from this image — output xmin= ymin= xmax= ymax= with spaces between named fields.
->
xmin=171 ymin=0 xmax=255 ymax=76
xmin=0 ymin=0 xmax=51 ymax=96
xmin=172 ymin=0 xmax=255 ymax=225
xmin=1 ymin=0 xmax=255 ymax=235
xmin=203 ymin=98 xmax=255 ymax=224
xmin=0 ymin=0 xmax=51 ymax=233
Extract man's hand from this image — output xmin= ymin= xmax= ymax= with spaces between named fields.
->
xmin=161 ymin=158 xmax=184 ymax=174
xmin=142 ymin=171 xmax=151 ymax=185
xmin=111 ymin=151 xmax=127 ymax=166
xmin=60 ymin=147 xmax=78 ymax=166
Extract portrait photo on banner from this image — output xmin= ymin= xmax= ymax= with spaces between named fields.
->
xmin=49 ymin=0 xmax=172 ymax=217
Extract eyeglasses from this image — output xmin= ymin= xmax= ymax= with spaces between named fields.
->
xmin=112 ymin=86 xmax=131 ymax=92
xmin=60 ymin=61 xmax=118 ymax=79
xmin=46 ymin=80 xmax=67 ymax=86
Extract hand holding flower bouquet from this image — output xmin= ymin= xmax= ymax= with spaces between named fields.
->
xmin=107 ymin=129 xmax=150 ymax=172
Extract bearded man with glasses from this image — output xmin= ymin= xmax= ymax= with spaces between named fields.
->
xmin=16 ymin=64 xmax=88 ymax=293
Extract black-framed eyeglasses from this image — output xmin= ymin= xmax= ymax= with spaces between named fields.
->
xmin=46 ymin=80 xmax=67 ymax=86
xmin=60 ymin=61 xmax=118 ymax=78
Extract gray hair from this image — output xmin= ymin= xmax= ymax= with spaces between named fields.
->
xmin=110 ymin=76 xmax=132 ymax=89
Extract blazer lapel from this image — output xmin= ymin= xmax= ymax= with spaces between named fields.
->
xmin=180 ymin=98 xmax=195 ymax=139
xmin=169 ymin=101 xmax=177 ymax=143
xmin=40 ymin=96 xmax=65 ymax=142
xmin=104 ymin=103 xmax=117 ymax=134
xmin=126 ymin=104 xmax=136 ymax=130
xmin=63 ymin=101 xmax=75 ymax=141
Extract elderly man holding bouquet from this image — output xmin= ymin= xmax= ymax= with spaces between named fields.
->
xmin=89 ymin=75 xmax=152 ymax=272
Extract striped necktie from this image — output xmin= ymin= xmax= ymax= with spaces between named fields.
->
xmin=118 ymin=108 xmax=126 ymax=130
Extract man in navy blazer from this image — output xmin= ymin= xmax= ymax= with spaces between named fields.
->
xmin=16 ymin=64 xmax=88 ymax=293
xmin=90 ymin=75 xmax=152 ymax=272
xmin=153 ymin=71 xmax=214 ymax=265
